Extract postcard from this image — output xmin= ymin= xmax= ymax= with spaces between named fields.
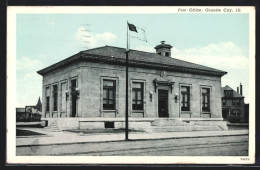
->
xmin=7 ymin=6 xmax=255 ymax=164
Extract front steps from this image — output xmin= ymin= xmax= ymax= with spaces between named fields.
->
xmin=41 ymin=118 xmax=228 ymax=133
xmin=43 ymin=120 xmax=60 ymax=132
xmin=151 ymin=118 xmax=190 ymax=126
xmin=151 ymin=125 xmax=222 ymax=133
xmin=150 ymin=118 xmax=227 ymax=132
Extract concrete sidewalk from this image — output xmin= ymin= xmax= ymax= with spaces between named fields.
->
xmin=16 ymin=128 xmax=248 ymax=147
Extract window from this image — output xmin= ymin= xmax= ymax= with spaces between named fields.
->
xmin=103 ymin=80 xmax=116 ymax=110
xmin=104 ymin=122 xmax=114 ymax=128
xmin=232 ymin=99 xmax=241 ymax=106
xmin=232 ymin=109 xmax=241 ymax=116
xmin=181 ymin=86 xmax=190 ymax=111
xmin=61 ymin=82 xmax=67 ymax=112
xmin=71 ymin=79 xmax=77 ymax=90
xmin=132 ymin=82 xmax=144 ymax=110
xmin=53 ymin=85 xmax=58 ymax=111
xmin=45 ymin=87 xmax=50 ymax=112
xmin=202 ymin=88 xmax=210 ymax=112
xmin=165 ymin=52 xmax=170 ymax=57
xmin=46 ymin=97 xmax=50 ymax=112
xmin=222 ymin=99 xmax=226 ymax=106
xmin=224 ymin=90 xmax=233 ymax=97
xmin=237 ymin=99 xmax=241 ymax=105
xmin=232 ymin=99 xmax=235 ymax=105
xmin=71 ymin=79 xmax=78 ymax=99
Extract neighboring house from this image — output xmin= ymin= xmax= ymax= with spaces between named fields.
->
xmin=16 ymin=106 xmax=41 ymax=122
xmin=16 ymin=108 xmax=27 ymax=122
xmin=244 ymin=103 xmax=249 ymax=123
xmin=16 ymin=97 xmax=42 ymax=122
xmin=37 ymin=41 xmax=228 ymax=130
xmin=221 ymin=84 xmax=246 ymax=123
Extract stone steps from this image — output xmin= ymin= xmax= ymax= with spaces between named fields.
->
xmin=149 ymin=118 xmax=225 ymax=132
xmin=43 ymin=121 xmax=60 ymax=132
xmin=151 ymin=125 xmax=222 ymax=133
xmin=151 ymin=119 xmax=192 ymax=127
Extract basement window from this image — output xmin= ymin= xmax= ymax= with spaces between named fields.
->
xmin=105 ymin=122 xmax=114 ymax=128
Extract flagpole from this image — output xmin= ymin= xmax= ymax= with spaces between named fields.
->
xmin=127 ymin=21 xmax=129 ymax=49
xmin=125 ymin=22 xmax=129 ymax=140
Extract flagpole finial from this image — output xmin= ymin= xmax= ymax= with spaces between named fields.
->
xmin=125 ymin=49 xmax=130 ymax=54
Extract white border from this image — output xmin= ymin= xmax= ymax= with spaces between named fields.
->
xmin=7 ymin=6 xmax=255 ymax=164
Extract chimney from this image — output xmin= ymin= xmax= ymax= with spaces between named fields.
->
xmin=154 ymin=41 xmax=173 ymax=57
xmin=240 ymin=83 xmax=243 ymax=95
xmin=237 ymin=87 xmax=239 ymax=93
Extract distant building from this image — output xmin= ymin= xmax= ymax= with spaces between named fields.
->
xmin=35 ymin=97 xmax=42 ymax=112
xmin=16 ymin=108 xmax=27 ymax=122
xmin=37 ymin=41 xmax=228 ymax=130
xmin=16 ymin=106 xmax=41 ymax=122
xmin=221 ymin=83 xmax=246 ymax=123
xmin=16 ymin=97 xmax=42 ymax=122
xmin=244 ymin=103 xmax=249 ymax=123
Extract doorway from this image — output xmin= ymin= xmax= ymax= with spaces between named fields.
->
xmin=158 ymin=89 xmax=169 ymax=117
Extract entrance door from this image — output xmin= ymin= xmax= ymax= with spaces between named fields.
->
xmin=158 ymin=89 xmax=169 ymax=117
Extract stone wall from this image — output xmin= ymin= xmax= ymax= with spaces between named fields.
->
xmin=79 ymin=61 xmax=222 ymax=118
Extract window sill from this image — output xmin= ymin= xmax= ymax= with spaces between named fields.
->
xmin=132 ymin=110 xmax=144 ymax=113
xmin=103 ymin=110 xmax=116 ymax=112
xmin=202 ymin=112 xmax=211 ymax=114
xmin=181 ymin=111 xmax=192 ymax=114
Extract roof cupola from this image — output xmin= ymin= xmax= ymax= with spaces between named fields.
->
xmin=154 ymin=41 xmax=173 ymax=57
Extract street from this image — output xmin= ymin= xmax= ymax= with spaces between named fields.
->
xmin=16 ymin=135 xmax=248 ymax=156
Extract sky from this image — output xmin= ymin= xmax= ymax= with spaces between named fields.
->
xmin=16 ymin=13 xmax=250 ymax=107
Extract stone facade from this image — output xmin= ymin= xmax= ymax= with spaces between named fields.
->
xmin=41 ymin=61 xmax=224 ymax=119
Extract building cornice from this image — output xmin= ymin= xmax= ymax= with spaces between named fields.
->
xmin=37 ymin=53 xmax=227 ymax=77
